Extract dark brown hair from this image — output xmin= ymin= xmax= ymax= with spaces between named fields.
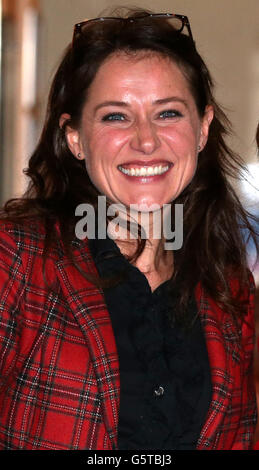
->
xmin=2 ymin=7 xmax=258 ymax=325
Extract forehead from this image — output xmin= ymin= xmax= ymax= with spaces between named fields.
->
xmin=86 ymin=51 xmax=194 ymax=102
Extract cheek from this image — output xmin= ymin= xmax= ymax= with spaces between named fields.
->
xmin=86 ymin=126 xmax=129 ymax=158
xmin=177 ymin=153 xmax=198 ymax=190
xmin=84 ymin=129 xmax=128 ymax=185
xmin=161 ymin=121 xmax=199 ymax=151
xmin=169 ymin=126 xmax=199 ymax=179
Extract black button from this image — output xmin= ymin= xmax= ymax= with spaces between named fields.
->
xmin=154 ymin=385 xmax=164 ymax=397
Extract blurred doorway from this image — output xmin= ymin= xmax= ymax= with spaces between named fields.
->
xmin=0 ymin=0 xmax=40 ymax=203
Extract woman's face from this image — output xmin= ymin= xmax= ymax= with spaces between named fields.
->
xmin=65 ymin=52 xmax=213 ymax=210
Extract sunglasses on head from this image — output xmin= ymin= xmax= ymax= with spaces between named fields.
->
xmin=72 ymin=12 xmax=194 ymax=47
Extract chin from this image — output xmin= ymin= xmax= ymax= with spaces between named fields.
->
xmin=123 ymin=200 xmax=164 ymax=213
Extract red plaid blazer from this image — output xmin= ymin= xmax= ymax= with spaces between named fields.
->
xmin=0 ymin=220 xmax=257 ymax=450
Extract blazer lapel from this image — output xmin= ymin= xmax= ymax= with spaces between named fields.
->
xmin=55 ymin=238 xmax=120 ymax=449
xmin=195 ymin=282 xmax=234 ymax=449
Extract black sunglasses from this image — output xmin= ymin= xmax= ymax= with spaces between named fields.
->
xmin=72 ymin=12 xmax=194 ymax=47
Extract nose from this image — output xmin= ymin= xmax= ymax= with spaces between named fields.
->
xmin=130 ymin=119 xmax=161 ymax=155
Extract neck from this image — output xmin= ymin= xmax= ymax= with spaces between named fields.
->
xmin=133 ymin=238 xmax=169 ymax=274
xmin=109 ymin=205 xmax=173 ymax=276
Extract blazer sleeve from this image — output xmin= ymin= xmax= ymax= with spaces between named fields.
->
xmin=231 ymin=273 xmax=257 ymax=449
xmin=0 ymin=229 xmax=26 ymax=384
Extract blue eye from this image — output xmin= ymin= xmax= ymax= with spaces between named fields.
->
xmin=102 ymin=113 xmax=125 ymax=121
xmin=159 ymin=110 xmax=183 ymax=119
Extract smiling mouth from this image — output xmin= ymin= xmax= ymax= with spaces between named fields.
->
xmin=118 ymin=163 xmax=171 ymax=177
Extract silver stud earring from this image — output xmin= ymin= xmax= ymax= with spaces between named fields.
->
xmin=198 ymin=145 xmax=201 ymax=152
xmin=77 ymin=152 xmax=85 ymax=160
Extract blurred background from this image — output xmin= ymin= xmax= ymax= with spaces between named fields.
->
xmin=0 ymin=0 xmax=259 ymax=443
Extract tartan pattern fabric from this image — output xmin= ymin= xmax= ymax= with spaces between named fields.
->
xmin=0 ymin=220 xmax=257 ymax=450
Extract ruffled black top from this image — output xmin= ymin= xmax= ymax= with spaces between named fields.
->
xmin=89 ymin=236 xmax=212 ymax=450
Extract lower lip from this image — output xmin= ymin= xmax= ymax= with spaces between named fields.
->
xmin=118 ymin=165 xmax=173 ymax=183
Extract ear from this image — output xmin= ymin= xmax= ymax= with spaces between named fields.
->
xmin=199 ymin=105 xmax=214 ymax=151
xmin=59 ymin=113 xmax=85 ymax=160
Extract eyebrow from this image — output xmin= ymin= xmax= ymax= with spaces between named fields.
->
xmin=94 ymin=101 xmax=130 ymax=113
xmin=93 ymin=96 xmax=189 ymax=113
xmin=154 ymin=96 xmax=188 ymax=107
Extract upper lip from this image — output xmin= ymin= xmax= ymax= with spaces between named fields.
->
xmin=118 ymin=160 xmax=172 ymax=168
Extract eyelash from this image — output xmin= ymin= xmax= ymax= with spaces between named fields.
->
xmin=102 ymin=113 xmax=126 ymax=122
xmin=159 ymin=110 xmax=183 ymax=119
xmin=101 ymin=109 xmax=184 ymax=122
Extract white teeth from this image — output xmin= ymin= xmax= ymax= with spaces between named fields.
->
xmin=119 ymin=165 xmax=169 ymax=177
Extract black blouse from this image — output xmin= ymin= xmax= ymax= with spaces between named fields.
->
xmin=89 ymin=236 xmax=212 ymax=450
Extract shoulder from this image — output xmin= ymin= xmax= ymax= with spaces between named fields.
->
xmin=0 ymin=219 xmax=47 ymax=284
xmin=0 ymin=217 xmax=94 ymax=269
xmin=0 ymin=217 xmax=46 ymax=243
xmin=225 ymin=272 xmax=256 ymax=355
xmin=0 ymin=218 xmax=67 ymax=273
xmin=240 ymin=272 xmax=256 ymax=346
xmin=229 ymin=271 xmax=255 ymax=327
xmin=0 ymin=217 xmax=65 ymax=255
xmin=197 ymin=271 xmax=256 ymax=341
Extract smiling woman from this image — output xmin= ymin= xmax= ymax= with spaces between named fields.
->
xmin=0 ymin=7 xmax=258 ymax=450
xmin=62 ymin=53 xmax=213 ymax=209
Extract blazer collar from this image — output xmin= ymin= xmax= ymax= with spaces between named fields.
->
xmin=55 ymin=236 xmax=120 ymax=450
xmin=195 ymin=283 xmax=235 ymax=449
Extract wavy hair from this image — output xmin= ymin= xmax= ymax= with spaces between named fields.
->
xmin=2 ymin=7 xmax=258 ymax=324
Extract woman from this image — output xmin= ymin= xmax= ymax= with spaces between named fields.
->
xmin=0 ymin=8 xmax=258 ymax=450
